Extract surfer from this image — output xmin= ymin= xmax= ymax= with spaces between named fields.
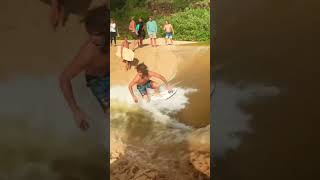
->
xmin=120 ymin=36 xmax=132 ymax=71
xmin=59 ymin=6 xmax=109 ymax=131
xmin=163 ymin=20 xmax=174 ymax=45
xmin=128 ymin=63 xmax=172 ymax=103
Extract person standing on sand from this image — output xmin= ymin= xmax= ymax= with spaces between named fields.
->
xmin=50 ymin=0 xmax=65 ymax=30
xmin=146 ymin=16 xmax=158 ymax=47
xmin=120 ymin=36 xmax=132 ymax=71
xmin=128 ymin=63 xmax=172 ymax=103
xmin=163 ymin=20 xmax=174 ymax=45
xmin=59 ymin=6 xmax=109 ymax=131
xmin=128 ymin=17 xmax=138 ymax=50
xmin=110 ymin=18 xmax=117 ymax=46
xmin=136 ymin=18 xmax=146 ymax=47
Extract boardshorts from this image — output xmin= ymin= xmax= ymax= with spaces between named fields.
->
xmin=165 ymin=32 xmax=173 ymax=39
xmin=137 ymin=80 xmax=152 ymax=96
xmin=86 ymin=74 xmax=109 ymax=111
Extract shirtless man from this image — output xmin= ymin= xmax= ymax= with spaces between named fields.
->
xmin=163 ymin=20 xmax=174 ymax=45
xmin=59 ymin=6 xmax=109 ymax=131
xmin=120 ymin=36 xmax=131 ymax=71
xmin=128 ymin=63 xmax=172 ymax=103
xmin=128 ymin=17 xmax=138 ymax=50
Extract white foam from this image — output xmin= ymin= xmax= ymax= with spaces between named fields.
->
xmin=212 ymin=81 xmax=280 ymax=156
xmin=0 ymin=75 xmax=108 ymax=178
xmin=110 ymin=85 xmax=197 ymax=130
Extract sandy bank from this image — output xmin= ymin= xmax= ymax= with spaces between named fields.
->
xmin=110 ymin=38 xmax=203 ymax=86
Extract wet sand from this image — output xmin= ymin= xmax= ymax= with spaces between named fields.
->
xmin=110 ymin=38 xmax=210 ymax=127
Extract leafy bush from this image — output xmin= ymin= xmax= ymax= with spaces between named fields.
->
xmin=111 ymin=0 xmax=210 ymax=41
xmin=156 ymin=8 xmax=210 ymax=41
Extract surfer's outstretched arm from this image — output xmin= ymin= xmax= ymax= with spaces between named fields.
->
xmin=149 ymin=71 xmax=171 ymax=90
xmin=59 ymin=39 xmax=97 ymax=130
xmin=128 ymin=76 xmax=139 ymax=103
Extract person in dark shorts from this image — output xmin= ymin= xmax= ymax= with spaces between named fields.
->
xmin=128 ymin=17 xmax=138 ymax=49
xmin=59 ymin=6 xmax=109 ymax=131
xmin=128 ymin=63 xmax=172 ymax=103
xmin=136 ymin=17 xmax=146 ymax=47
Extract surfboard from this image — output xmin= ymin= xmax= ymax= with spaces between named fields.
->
xmin=150 ymin=88 xmax=178 ymax=101
xmin=116 ymin=46 xmax=135 ymax=61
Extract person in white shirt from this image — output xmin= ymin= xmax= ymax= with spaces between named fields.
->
xmin=110 ymin=19 xmax=117 ymax=46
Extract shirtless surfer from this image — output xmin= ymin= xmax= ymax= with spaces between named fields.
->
xmin=128 ymin=63 xmax=172 ymax=103
xmin=163 ymin=20 xmax=174 ymax=45
xmin=59 ymin=6 xmax=109 ymax=131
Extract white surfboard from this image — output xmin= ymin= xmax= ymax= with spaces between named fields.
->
xmin=150 ymin=88 xmax=178 ymax=101
xmin=116 ymin=46 xmax=134 ymax=61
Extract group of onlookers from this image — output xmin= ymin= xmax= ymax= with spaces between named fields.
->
xmin=110 ymin=16 xmax=175 ymax=48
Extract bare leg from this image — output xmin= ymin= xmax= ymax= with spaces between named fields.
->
xmin=151 ymin=81 xmax=160 ymax=96
xmin=122 ymin=60 xmax=128 ymax=71
xmin=165 ymin=38 xmax=168 ymax=45
xmin=50 ymin=0 xmax=60 ymax=29
xmin=134 ymin=39 xmax=139 ymax=50
xmin=150 ymin=38 xmax=152 ymax=46
xmin=154 ymin=38 xmax=157 ymax=47
xmin=58 ymin=3 xmax=65 ymax=27
xmin=128 ymin=61 xmax=131 ymax=70
xmin=143 ymin=95 xmax=150 ymax=102
xmin=126 ymin=61 xmax=129 ymax=71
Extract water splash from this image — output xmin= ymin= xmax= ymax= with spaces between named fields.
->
xmin=110 ymin=85 xmax=197 ymax=130
xmin=212 ymin=81 xmax=280 ymax=156
xmin=0 ymin=75 xmax=107 ymax=179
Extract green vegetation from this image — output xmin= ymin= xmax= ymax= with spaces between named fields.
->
xmin=157 ymin=8 xmax=210 ymax=41
xmin=111 ymin=0 xmax=210 ymax=42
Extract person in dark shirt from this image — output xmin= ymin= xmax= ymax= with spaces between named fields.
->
xmin=137 ymin=18 xmax=146 ymax=47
